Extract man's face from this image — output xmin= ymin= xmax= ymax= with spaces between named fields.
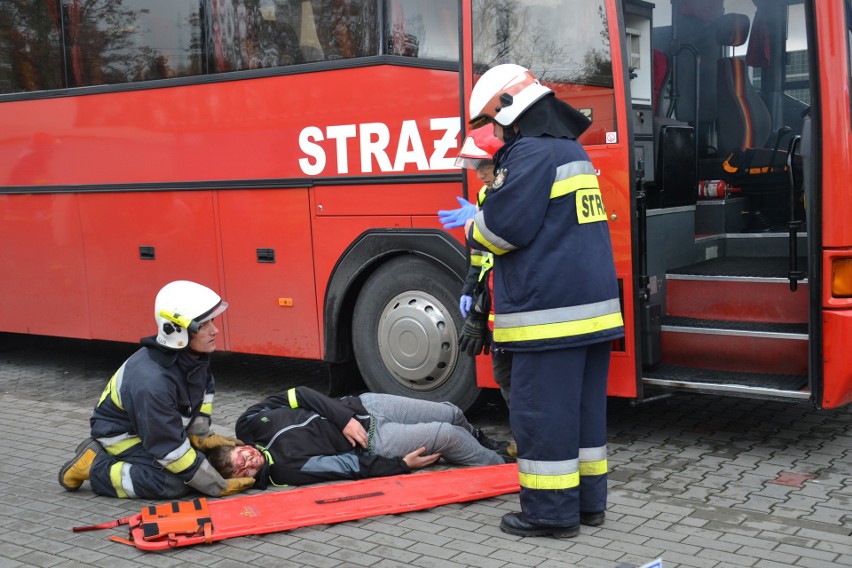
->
xmin=188 ymin=319 xmax=219 ymax=354
xmin=476 ymin=161 xmax=495 ymax=186
xmin=230 ymin=445 xmax=264 ymax=478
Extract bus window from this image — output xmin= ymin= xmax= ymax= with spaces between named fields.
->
xmin=471 ymin=0 xmax=616 ymax=145
xmin=61 ymin=0 xmax=203 ymax=87
xmin=210 ymin=0 xmax=378 ymax=71
xmin=0 ymin=1 xmax=64 ymax=94
xmin=386 ymin=0 xmax=458 ymax=61
xmin=208 ymin=0 xmax=377 ymax=72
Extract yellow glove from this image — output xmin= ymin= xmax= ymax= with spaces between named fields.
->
xmin=220 ymin=476 xmax=255 ymax=496
xmin=188 ymin=434 xmax=243 ymax=451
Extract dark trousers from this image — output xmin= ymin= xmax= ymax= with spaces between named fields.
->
xmin=510 ymin=341 xmax=610 ymax=525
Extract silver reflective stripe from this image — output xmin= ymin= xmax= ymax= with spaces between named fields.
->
xmin=113 ymin=362 xmax=127 ymax=407
xmin=181 ymin=415 xmax=192 ymax=427
xmin=158 ymin=438 xmax=192 ymax=467
xmin=266 ymin=414 xmax=322 ymax=447
xmin=517 ymin=457 xmax=579 ymax=476
xmin=555 ymin=160 xmax=596 ymax=181
xmin=579 ymin=445 xmax=607 ymax=462
xmin=474 ymin=210 xmax=517 ymax=252
xmin=97 ymin=433 xmax=135 ymax=447
xmin=121 ymin=463 xmax=137 ymax=499
xmin=494 ymin=299 xmax=622 ymax=329
xmin=203 ymin=393 xmax=214 ymax=404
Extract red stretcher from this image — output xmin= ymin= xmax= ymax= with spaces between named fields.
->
xmin=72 ymin=464 xmax=519 ymax=551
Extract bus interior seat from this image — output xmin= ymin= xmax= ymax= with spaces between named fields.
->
xmin=716 ymin=13 xmax=799 ymax=229
xmin=715 ymin=13 xmax=771 ymax=159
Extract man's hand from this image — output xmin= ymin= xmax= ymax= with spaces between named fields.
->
xmin=220 ymin=476 xmax=255 ymax=496
xmin=189 ymin=434 xmax=243 ymax=451
xmin=403 ymin=447 xmax=441 ymax=470
xmin=342 ymin=418 xmax=369 ymax=448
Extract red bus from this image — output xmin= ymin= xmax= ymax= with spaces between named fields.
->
xmin=1 ymin=0 xmax=850 ymax=410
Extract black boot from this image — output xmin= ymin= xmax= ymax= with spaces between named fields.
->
xmin=580 ymin=512 xmax=605 ymax=526
xmin=473 ymin=428 xmax=509 ymax=454
xmin=500 ymin=512 xmax=579 ymax=538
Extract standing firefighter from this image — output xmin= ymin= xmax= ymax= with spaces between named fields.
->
xmin=441 ymin=128 xmax=514 ymax=407
xmin=443 ymin=64 xmax=624 ymax=537
xmin=58 ymin=280 xmax=255 ymax=499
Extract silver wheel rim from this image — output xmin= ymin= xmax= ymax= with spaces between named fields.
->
xmin=376 ymin=289 xmax=459 ymax=391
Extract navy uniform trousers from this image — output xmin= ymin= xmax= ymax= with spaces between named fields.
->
xmin=510 ymin=340 xmax=611 ymax=526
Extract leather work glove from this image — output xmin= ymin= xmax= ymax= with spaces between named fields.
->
xmin=459 ymin=312 xmax=491 ymax=356
xmin=438 ymin=196 xmax=477 ymax=229
xmin=458 ymin=286 xmax=491 ymax=356
xmin=189 ymin=434 xmax=243 ymax=451
xmin=220 ymin=476 xmax=255 ymax=496
xmin=459 ymin=295 xmax=473 ymax=318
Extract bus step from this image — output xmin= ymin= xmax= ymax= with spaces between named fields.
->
xmin=660 ymin=317 xmax=808 ymax=376
xmin=643 ymin=364 xmax=808 ymax=396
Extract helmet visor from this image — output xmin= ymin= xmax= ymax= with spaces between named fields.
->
xmin=454 ymin=156 xmax=484 ymax=170
xmin=197 ymin=300 xmax=229 ymax=324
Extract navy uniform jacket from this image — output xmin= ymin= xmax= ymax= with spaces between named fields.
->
xmin=90 ymin=336 xmax=215 ymax=485
xmin=466 ymin=135 xmax=624 ymax=351
xmin=235 ymin=387 xmax=409 ymax=487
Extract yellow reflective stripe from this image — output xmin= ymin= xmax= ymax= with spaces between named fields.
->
xmin=164 ymin=446 xmax=198 ymax=474
xmin=472 ymin=223 xmax=507 ymax=256
xmin=579 ymin=459 xmax=608 ymax=476
xmin=493 ymin=312 xmax=624 ymax=343
xmin=550 ymin=174 xmax=599 ymax=199
xmin=98 ymin=367 xmax=124 ymax=410
xmin=200 ymin=402 xmax=213 ymax=415
xmin=104 ymin=436 xmax=142 ymax=457
xmin=109 ymin=462 xmax=128 ymax=499
xmin=470 ymin=253 xmax=487 ymax=267
xmin=518 ymin=471 xmax=580 ymax=490
xmin=288 ymin=388 xmax=298 ymax=408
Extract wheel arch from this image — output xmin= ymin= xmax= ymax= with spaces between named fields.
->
xmin=323 ymin=228 xmax=468 ymax=365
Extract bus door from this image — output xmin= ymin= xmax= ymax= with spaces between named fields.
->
xmin=464 ymin=0 xmax=639 ymax=398
xmin=627 ymin=0 xmax=852 ymax=408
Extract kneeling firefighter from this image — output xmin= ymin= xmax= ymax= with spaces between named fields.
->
xmin=59 ymin=280 xmax=255 ymax=499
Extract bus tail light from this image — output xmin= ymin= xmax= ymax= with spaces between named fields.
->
xmin=831 ymin=258 xmax=852 ymax=297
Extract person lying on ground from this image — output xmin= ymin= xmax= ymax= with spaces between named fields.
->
xmin=207 ymin=386 xmax=516 ymax=488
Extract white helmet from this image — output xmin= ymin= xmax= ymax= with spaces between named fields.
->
xmin=154 ymin=280 xmax=228 ymax=350
xmin=468 ymin=64 xmax=553 ymax=129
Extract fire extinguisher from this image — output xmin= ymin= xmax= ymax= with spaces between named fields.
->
xmin=698 ymin=180 xmax=740 ymax=199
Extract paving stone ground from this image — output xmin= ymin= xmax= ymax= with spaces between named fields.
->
xmin=0 ymin=333 xmax=849 ymax=568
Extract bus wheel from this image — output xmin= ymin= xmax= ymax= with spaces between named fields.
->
xmin=352 ymin=255 xmax=480 ymax=411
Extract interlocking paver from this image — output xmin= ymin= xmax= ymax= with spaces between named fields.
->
xmin=1 ymin=333 xmax=851 ymax=567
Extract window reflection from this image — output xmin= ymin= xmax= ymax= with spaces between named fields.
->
xmin=472 ymin=0 xmax=616 ymax=144
xmin=387 ymin=0 xmax=458 ymax=61
xmin=0 ymin=0 xmax=459 ymax=95
xmin=0 ymin=1 xmax=64 ymax=94
xmin=62 ymin=0 xmax=203 ymax=87
xmin=208 ymin=0 xmax=378 ymax=72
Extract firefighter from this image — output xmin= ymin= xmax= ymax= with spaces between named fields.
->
xmin=58 ymin=280 xmax=256 ymax=499
xmin=440 ymin=128 xmax=513 ymax=408
xmin=440 ymin=64 xmax=624 ymax=537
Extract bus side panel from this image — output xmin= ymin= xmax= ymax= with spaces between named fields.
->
xmin=821 ymin=310 xmax=852 ymax=408
xmin=77 ymin=192 xmax=221 ymax=344
xmin=217 ymin=188 xmax=320 ymax=359
xmin=0 ymin=193 xmax=90 ymax=337
xmin=815 ymin=1 xmax=852 ymax=408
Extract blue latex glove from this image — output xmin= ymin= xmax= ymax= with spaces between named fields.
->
xmin=438 ymin=196 xmax=476 ymax=229
xmin=459 ymin=295 xmax=473 ymax=318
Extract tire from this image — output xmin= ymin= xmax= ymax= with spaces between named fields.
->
xmin=352 ymin=255 xmax=481 ymax=411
